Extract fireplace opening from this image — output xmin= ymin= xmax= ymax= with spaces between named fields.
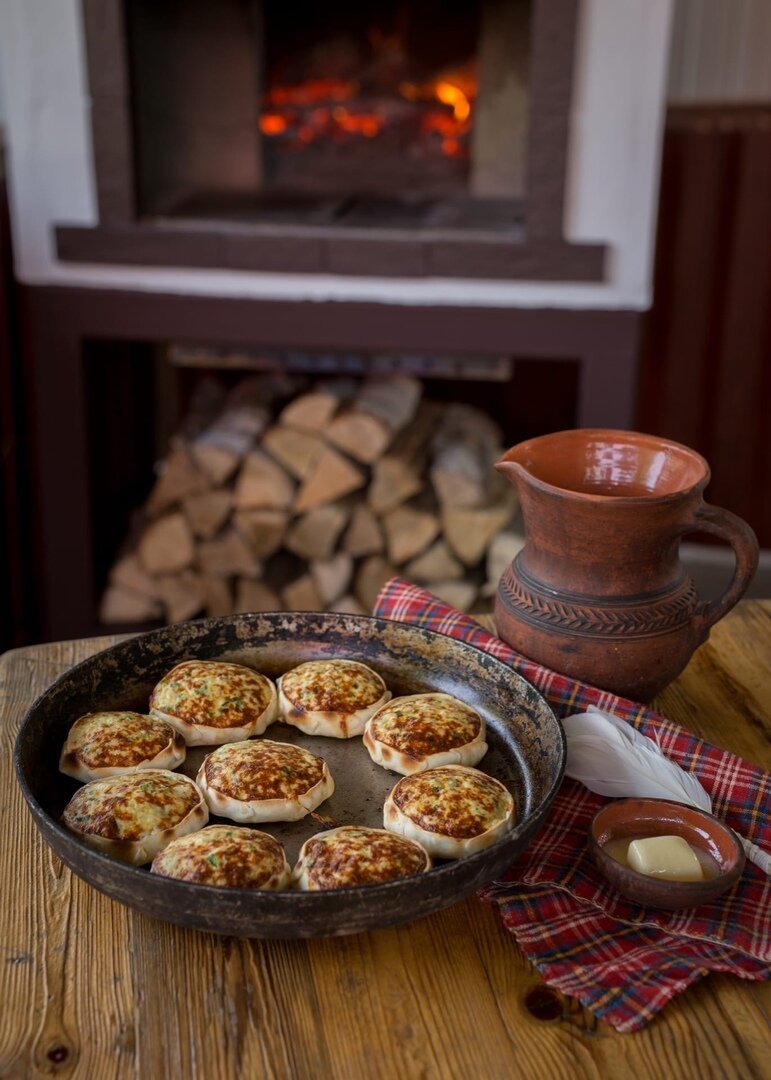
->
xmin=126 ymin=0 xmax=531 ymax=230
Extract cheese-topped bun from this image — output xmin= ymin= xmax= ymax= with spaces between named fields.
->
xmin=277 ymin=659 xmax=390 ymax=738
xmin=149 ymin=659 xmax=278 ymax=746
xmin=363 ymin=693 xmax=487 ymax=775
xmin=59 ymin=710 xmax=186 ymax=782
xmin=61 ymin=769 xmax=208 ymax=865
xmin=196 ymin=739 xmax=334 ymax=822
xmin=293 ymin=825 xmax=432 ymax=891
xmin=383 ymin=765 xmax=515 ymax=859
xmin=151 ymin=825 xmax=291 ymax=890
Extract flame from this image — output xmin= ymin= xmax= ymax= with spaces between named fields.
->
xmin=435 ymin=81 xmax=471 ymax=123
xmin=259 ymin=48 xmax=476 ymax=160
xmin=259 ymin=113 xmax=288 ymax=136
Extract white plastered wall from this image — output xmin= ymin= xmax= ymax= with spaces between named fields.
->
xmin=0 ymin=0 xmax=673 ymax=310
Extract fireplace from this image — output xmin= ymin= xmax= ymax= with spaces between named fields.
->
xmin=56 ymin=0 xmax=605 ymax=280
xmin=126 ymin=0 xmax=528 ymax=227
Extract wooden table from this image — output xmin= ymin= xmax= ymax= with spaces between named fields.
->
xmin=2 ymin=602 xmax=769 ymax=1079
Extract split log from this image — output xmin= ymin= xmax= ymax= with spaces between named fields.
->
xmin=262 ymin=427 xmax=326 ymax=481
xmin=278 ymin=391 xmax=340 ymax=434
xmin=430 ymin=404 xmax=504 ymax=509
xmin=182 ymin=490 xmax=233 ymax=540
xmin=294 ymin=447 xmax=365 ymax=512
xmin=155 ymin=570 xmax=206 ymax=624
xmin=100 ymin=584 xmax=162 ymax=624
xmin=283 ymin=574 xmax=324 ymax=612
xmin=383 ymin=505 xmax=441 ymax=565
xmin=233 ymin=508 xmax=288 ymax=560
xmin=325 ymin=376 xmax=421 ymax=464
xmin=343 ymin=503 xmax=384 ymax=558
xmin=353 ymin=375 xmax=422 ymax=434
xmin=368 ymin=402 xmax=441 ymax=514
xmin=285 ymin=504 xmax=349 ymax=561
xmin=404 ymin=539 xmax=464 ymax=583
xmin=310 ymin=553 xmax=354 ymax=606
xmin=146 ymin=441 xmax=209 ymax=516
xmin=191 ymin=401 xmax=270 ymax=485
xmin=137 ymin=512 xmax=195 ymax=576
xmin=326 ymin=412 xmax=392 ymax=464
xmin=197 ymin=527 xmax=258 ymax=577
xmin=355 ymin=555 xmax=397 ymax=612
xmin=442 ymin=489 xmax=517 ymax=567
xmin=234 ymin=450 xmax=295 ymax=510
xmin=108 ymin=553 xmax=159 ymax=600
xmin=234 ymin=577 xmax=281 ymax=613
xmin=277 ymin=378 xmax=355 ymax=433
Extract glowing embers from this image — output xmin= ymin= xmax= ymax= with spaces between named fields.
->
xmin=258 ymin=55 xmax=476 ymax=163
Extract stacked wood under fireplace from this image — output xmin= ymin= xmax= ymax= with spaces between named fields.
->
xmin=100 ymin=367 xmax=524 ymax=625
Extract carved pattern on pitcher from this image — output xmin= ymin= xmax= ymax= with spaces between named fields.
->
xmin=500 ymin=572 xmax=699 ymax=638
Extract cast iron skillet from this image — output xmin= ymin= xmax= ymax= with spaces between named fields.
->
xmin=15 ymin=612 xmax=565 ymax=938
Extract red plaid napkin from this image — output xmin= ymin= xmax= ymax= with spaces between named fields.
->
xmin=374 ymin=577 xmax=771 ymax=1033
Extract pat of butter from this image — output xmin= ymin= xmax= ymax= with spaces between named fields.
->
xmin=627 ymin=835 xmax=704 ymax=881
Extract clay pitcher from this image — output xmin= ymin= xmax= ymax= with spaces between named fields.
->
xmin=494 ymin=429 xmax=759 ymax=701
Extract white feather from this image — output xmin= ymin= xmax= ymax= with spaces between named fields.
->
xmin=563 ymin=707 xmax=770 ymax=876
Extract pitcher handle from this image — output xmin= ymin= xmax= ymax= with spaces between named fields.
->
xmin=688 ymin=503 xmax=759 ymax=638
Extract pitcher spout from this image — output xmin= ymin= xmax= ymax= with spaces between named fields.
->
xmin=494 ymin=454 xmax=529 ymax=493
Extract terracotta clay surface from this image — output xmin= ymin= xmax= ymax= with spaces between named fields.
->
xmin=589 ymin=798 xmax=745 ymax=910
xmin=494 ymin=429 xmax=759 ymax=700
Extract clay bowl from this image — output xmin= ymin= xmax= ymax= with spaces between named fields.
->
xmin=589 ymin=798 xmax=745 ymax=910
xmin=15 ymin=612 xmax=565 ymax=939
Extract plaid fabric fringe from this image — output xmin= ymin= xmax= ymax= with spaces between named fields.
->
xmin=374 ymin=577 xmax=771 ymax=1032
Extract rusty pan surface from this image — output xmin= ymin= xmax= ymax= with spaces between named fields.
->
xmin=15 ymin=613 xmax=565 ymax=938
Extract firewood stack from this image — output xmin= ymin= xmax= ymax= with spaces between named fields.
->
xmin=100 ymin=374 xmax=522 ymax=625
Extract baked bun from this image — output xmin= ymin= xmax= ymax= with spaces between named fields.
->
xmin=59 ymin=710 xmax=186 ymax=782
xmin=61 ymin=769 xmax=208 ymax=865
xmin=277 ymin=659 xmax=390 ymax=738
xmin=196 ymin=739 xmax=334 ymax=822
xmin=149 ymin=660 xmax=278 ymax=746
xmin=151 ymin=824 xmax=291 ymax=890
xmin=293 ymin=825 xmax=431 ymax=890
xmin=363 ymin=692 xmax=487 ymax=775
xmin=383 ymin=765 xmax=514 ymax=859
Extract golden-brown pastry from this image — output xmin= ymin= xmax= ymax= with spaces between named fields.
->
xmin=59 ymin=710 xmax=185 ymax=782
xmin=277 ymin=659 xmax=390 ymax=738
xmin=196 ymin=739 xmax=334 ymax=822
xmin=61 ymin=769 xmax=208 ymax=865
xmin=151 ymin=825 xmax=291 ymax=889
xmin=149 ymin=659 xmax=278 ymax=746
xmin=292 ymin=825 xmax=431 ymax=890
xmin=363 ymin=693 xmax=487 ymax=775
xmin=383 ymin=765 xmax=515 ymax=859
